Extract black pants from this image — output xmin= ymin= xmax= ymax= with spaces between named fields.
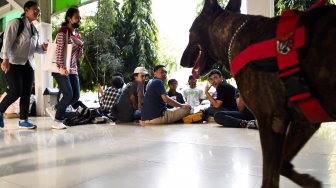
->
xmin=214 ymin=110 xmax=254 ymax=128
xmin=0 ymin=62 xmax=34 ymax=120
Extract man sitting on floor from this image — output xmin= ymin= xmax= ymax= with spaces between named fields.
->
xmin=204 ymin=69 xmax=237 ymax=118
xmin=140 ymin=65 xmax=191 ymax=125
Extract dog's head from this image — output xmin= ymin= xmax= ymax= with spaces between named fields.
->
xmin=180 ymin=0 xmax=242 ymax=78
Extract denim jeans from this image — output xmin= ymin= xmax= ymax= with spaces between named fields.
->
xmin=52 ymin=73 xmax=80 ymax=120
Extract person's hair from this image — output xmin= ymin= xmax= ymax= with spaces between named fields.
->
xmin=168 ymin=79 xmax=178 ymax=85
xmin=208 ymin=69 xmax=222 ymax=78
xmin=113 ymin=72 xmax=124 ymax=78
xmin=21 ymin=1 xmax=39 ymax=17
xmin=61 ymin=7 xmax=79 ymax=26
xmin=154 ymin=65 xmax=166 ymax=72
xmin=188 ymin=75 xmax=194 ymax=81
xmin=112 ymin=76 xmax=124 ymax=89
xmin=131 ymin=73 xmax=140 ymax=81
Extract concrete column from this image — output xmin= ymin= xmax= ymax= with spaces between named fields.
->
xmin=33 ymin=0 xmax=53 ymax=116
xmin=38 ymin=0 xmax=51 ymax=24
xmin=34 ymin=22 xmax=53 ymax=116
xmin=243 ymin=0 xmax=274 ymax=17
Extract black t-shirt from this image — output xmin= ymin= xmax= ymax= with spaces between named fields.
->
xmin=167 ymin=90 xmax=185 ymax=108
xmin=216 ymin=82 xmax=238 ymax=111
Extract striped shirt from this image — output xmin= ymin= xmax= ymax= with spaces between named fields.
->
xmin=55 ymin=26 xmax=83 ymax=74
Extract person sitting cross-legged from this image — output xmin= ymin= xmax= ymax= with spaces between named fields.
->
xmin=167 ymin=79 xmax=185 ymax=109
xmin=115 ymin=67 xmax=147 ymax=122
xmin=214 ymin=91 xmax=258 ymax=129
xmin=98 ymin=76 xmax=124 ymax=115
xmin=204 ymin=69 xmax=238 ymax=119
xmin=140 ymin=65 xmax=191 ymax=125
xmin=183 ymin=75 xmax=204 ymax=113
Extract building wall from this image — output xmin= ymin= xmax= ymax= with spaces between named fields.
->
xmin=245 ymin=0 xmax=274 ymax=17
xmin=1 ymin=10 xmax=21 ymax=32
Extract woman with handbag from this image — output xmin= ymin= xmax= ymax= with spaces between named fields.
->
xmin=0 ymin=1 xmax=47 ymax=129
xmin=46 ymin=7 xmax=84 ymax=129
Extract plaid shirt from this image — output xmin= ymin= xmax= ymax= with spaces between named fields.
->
xmin=99 ymin=87 xmax=122 ymax=113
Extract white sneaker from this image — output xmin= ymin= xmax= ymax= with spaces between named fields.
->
xmin=51 ymin=121 xmax=67 ymax=130
xmin=46 ymin=106 xmax=56 ymax=120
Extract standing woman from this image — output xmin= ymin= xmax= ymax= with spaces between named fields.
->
xmin=46 ymin=7 xmax=83 ymax=129
xmin=0 ymin=1 xmax=47 ymax=129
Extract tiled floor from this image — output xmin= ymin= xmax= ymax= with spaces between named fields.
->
xmin=0 ymin=117 xmax=335 ymax=188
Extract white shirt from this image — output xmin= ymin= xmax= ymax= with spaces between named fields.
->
xmin=183 ymin=87 xmax=203 ymax=108
xmin=1 ymin=17 xmax=44 ymax=70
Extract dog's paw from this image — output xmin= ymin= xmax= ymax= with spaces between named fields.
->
xmin=281 ymin=169 xmax=322 ymax=188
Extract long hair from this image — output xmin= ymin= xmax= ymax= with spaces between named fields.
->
xmin=61 ymin=7 xmax=79 ymax=26
xmin=21 ymin=1 xmax=39 ymax=17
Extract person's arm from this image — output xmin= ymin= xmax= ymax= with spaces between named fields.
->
xmin=1 ymin=19 xmax=18 ymax=60
xmin=130 ymin=94 xmax=137 ymax=109
xmin=236 ymin=96 xmax=246 ymax=112
xmin=98 ymin=85 xmax=104 ymax=96
xmin=55 ymin=28 xmax=68 ymax=75
xmin=204 ymin=84 xmax=223 ymax=108
xmin=72 ymin=33 xmax=84 ymax=58
xmin=198 ymin=89 xmax=204 ymax=104
xmin=137 ymin=83 xmax=144 ymax=111
xmin=161 ymin=94 xmax=191 ymax=110
xmin=179 ymin=93 xmax=185 ymax=104
xmin=35 ymin=27 xmax=47 ymax=53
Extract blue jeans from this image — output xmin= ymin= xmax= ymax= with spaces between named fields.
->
xmin=206 ymin=106 xmax=231 ymax=117
xmin=52 ymin=73 xmax=80 ymax=120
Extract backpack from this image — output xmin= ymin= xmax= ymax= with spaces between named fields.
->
xmin=63 ymin=108 xmax=113 ymax=126
xmin=0 ymin=18 xmax=25 ymax=53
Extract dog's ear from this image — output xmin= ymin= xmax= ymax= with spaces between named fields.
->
xmin=204 ymin=0 xmax=219 ymax=8
xmin=225 ymin=0 xmax=241 ymax=12
xmin=202 ymin=0 xmax=221 ymax=13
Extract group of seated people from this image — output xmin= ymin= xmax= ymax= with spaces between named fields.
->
xmin=97 ymin=65 xmax=257 ymax=129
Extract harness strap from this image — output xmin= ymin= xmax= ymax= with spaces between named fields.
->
xmin=230 ymin=26 xmax=305 ymax=77
xmin=276 ymin=10 xmax=333 ymax=123
xmin=230 ymin=4 xmax=334 ymax=123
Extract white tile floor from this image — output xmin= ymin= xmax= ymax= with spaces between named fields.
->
xmin=0 ymin=118 xmax=335 ymax=188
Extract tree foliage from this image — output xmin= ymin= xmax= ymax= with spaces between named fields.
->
xmin=275 ymin=0 xmax=334 ymax=15
xmin=50 ymin=0 xmax=160 ymax=91
xmin=196 ymin=0 xmax=228 ymax=14
xmin=79 ymin=0 xmax=123 ymax=90
xmin=119 ymin=0 xmax=159 ymax=82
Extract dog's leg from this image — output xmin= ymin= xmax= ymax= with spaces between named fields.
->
xmin=280 ymin=122 xmax=322 ymax=187
xmin=258 ymin=116 xmax=288 ymax=188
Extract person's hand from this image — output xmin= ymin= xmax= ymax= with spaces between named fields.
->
xmin=97 ymin=85 xmax=104 ymax=95
xmin=42 ymin=42 xmax=48 ymax=51
xmin=180 ymin=104 xmax=192 ymax=111
xmin=205 ymin=83 xmax=212 ymax=93
xmin=59 ymin=67 xmax=68 ymax=76
xmin=71 ymin=36 xmax=84 ymax=46
xmin=1 ymin=59 xmax=10 ymax=73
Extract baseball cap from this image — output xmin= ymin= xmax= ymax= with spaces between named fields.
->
xmin=133 ymin=67 xmax=148 ymax=75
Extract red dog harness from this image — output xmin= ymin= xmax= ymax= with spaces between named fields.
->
xmin=230 ymin=1 xmax=333 ymax=123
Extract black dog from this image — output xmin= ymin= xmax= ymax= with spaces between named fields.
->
xmin=181 ymin=0 xmax=336 ymax=187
